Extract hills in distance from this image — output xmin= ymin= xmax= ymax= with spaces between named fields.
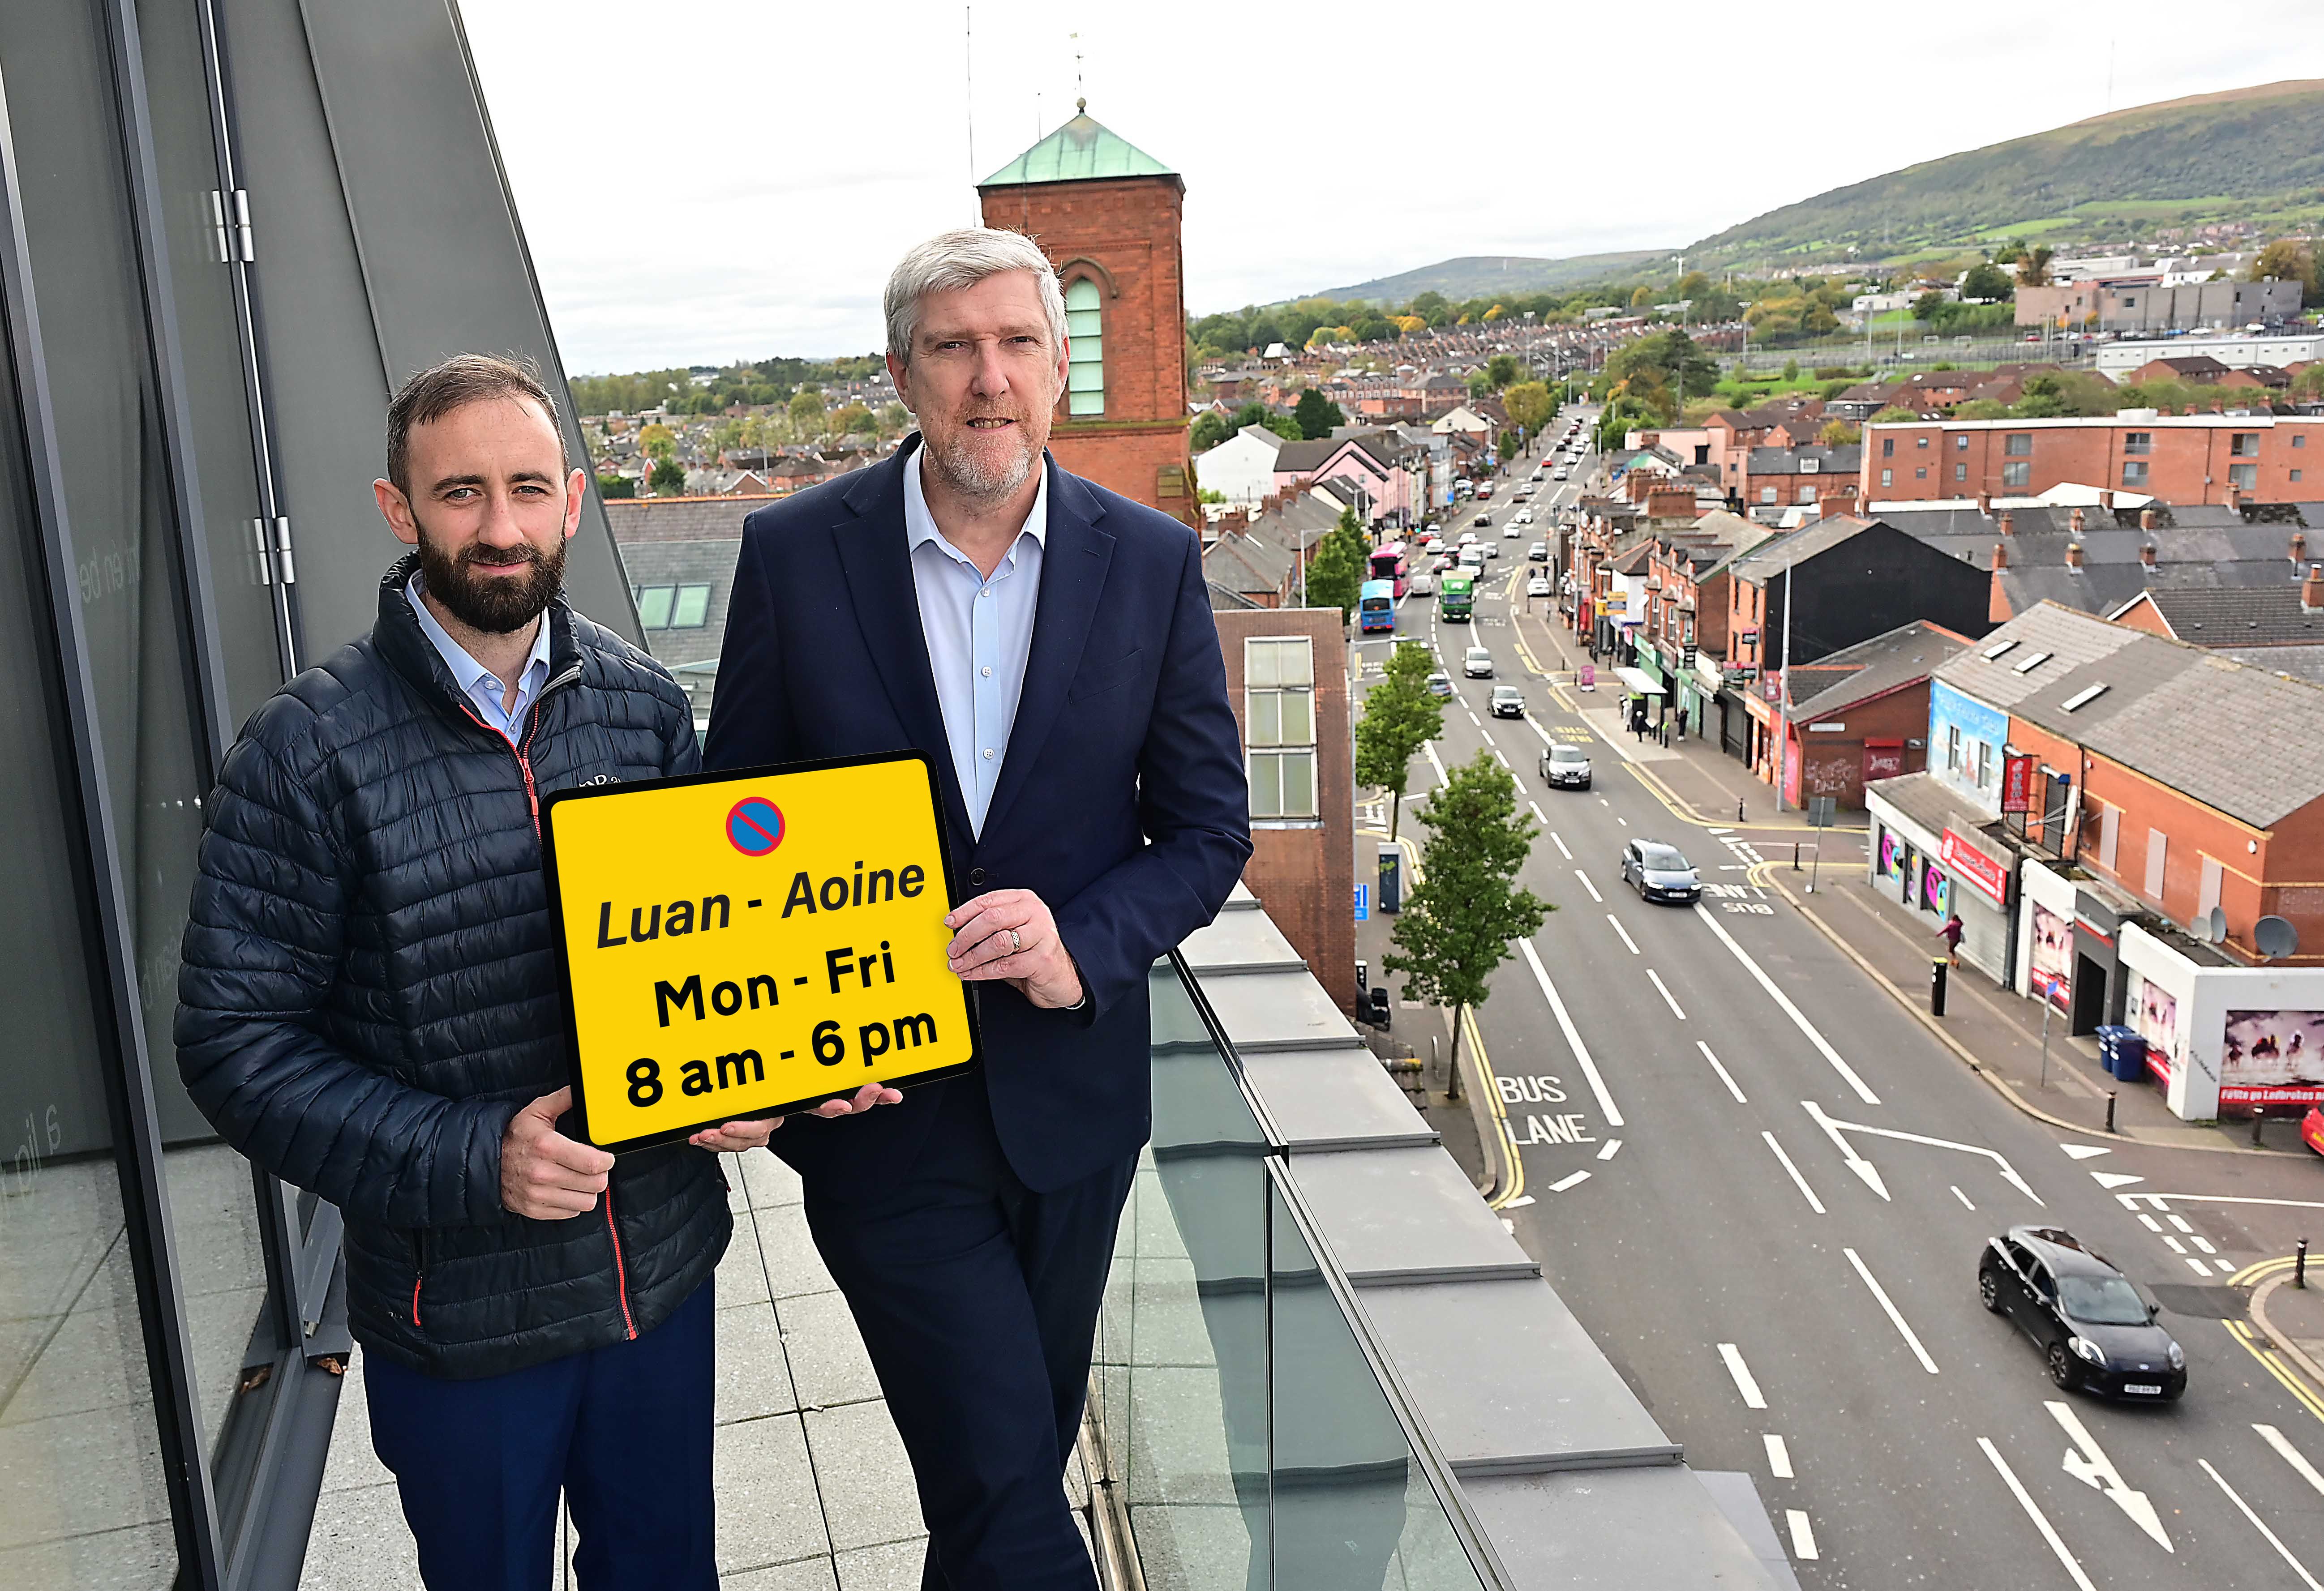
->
xmin=1288 ymin=80 xmax=2324 ymax=307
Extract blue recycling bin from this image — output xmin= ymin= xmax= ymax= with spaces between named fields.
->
xmin=2096 ymin=1025 xmax=2148 ymax=1083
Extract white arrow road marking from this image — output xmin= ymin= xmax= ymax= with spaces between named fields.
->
xmin=1547 ymin=1169 xmax=1591 ymax=1193
xmin=2256 ymin=1424 xmax=2324 ymax=1499
xmin=1804 ymin=1100 xmax=2044 ymax=1206
xmin=2061 ymin=1143 xmax=2113 ymax=1160
xmin=1844 ymin=1248 xmax=1939 ymax=1373
xmin=1762 ymin=1132 xmax=1827 ymax=1215
xmin=2045 ymin=1400 xmax=2172 ymax=1551
xmin=2202 ymin=1459 xmax=2324 ymax=1591
xmin=1764 ymin=1434 xmax=1793 ymax=1479
xmin=1519 ymin=938 xmax=1624 ymax=1128
xmin=1719 ymin=1343 xmax=1767 ymax=1409
xmin=2092 ymin=1171 xmax=2146 ymax=1190
xmin=1981 ymin=1438 xmax=2099 ymax=1591
xmin=1693 ymin=904 xmax=1880 ymax=1104
xmin=1801 ymin=1100 xmax=1889 ymax=1201
xmin=1785 ymin=1511 xmax=1818 ymax=1561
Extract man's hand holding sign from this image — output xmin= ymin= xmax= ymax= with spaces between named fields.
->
xmin=944 ymin=889 xmax=1083 ymax=1009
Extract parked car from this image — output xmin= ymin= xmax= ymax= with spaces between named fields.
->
xmin=1426 ymin=671 xmax=1454 ymax=698
xmin=1489 ymin=684 xmax=1525 ymax=718
xmin=1527 ymin=575 xmax=1551 ymax=598
xmin=1620 ymin=839 xmax=1701 ymax=903
xmin=1462 ymin=646 xmax=1494 ymax=678
xmin=1978 ymin=1227 xmax=2185 ymax=1401
xmin=1527 ymin=541 xmax=1549 ymax=562
xmin=1539 ymin=741 xmax=1591 ymax=790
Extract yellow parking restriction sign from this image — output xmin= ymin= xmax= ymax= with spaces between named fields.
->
xmin=540 ymin=752 xmax=978 ymax=1151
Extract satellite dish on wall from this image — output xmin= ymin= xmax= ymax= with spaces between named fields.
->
xmin=2190 ymin=913 xmax=2218 ymax=943
xmin=2206 ymin=907 xmax=2228 ymax=942
xmin=2255 ymin=915 xmax=2301 ymax=962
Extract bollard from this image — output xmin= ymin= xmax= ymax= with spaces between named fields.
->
xmin=2301 ymin=1236 xmax=2311 ymax=1290
xmin=1737 ymin=798 xmax=1745 ymax=823
xmin=2105 ymin=1091 xmax=2117 ymax=1135
xmin=1930 ymin=958 xmax=1948 ymax=1018
xmin=1792 ymin=842 xmax=1801 ymax=871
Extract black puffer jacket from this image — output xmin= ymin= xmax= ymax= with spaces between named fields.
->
xmin=176 ymin=554 xmax=729 ymax=1380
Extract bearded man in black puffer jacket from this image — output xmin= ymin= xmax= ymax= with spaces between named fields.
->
xmin=175 ymin=354 xmax=891 ymax=1591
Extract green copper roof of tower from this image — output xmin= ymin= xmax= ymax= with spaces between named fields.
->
xmin=978 ymin=107 xmax=1176 ymax=186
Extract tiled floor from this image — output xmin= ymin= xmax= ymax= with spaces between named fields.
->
xmin=299 ymin=1148 xmax=1092 ymax=1590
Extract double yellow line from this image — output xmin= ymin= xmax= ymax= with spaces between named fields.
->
xmin=1359 ymin=823 xmax=1526 ymax=1210
xmin=2225 ymin=1255 xmax=2324 ymax=1425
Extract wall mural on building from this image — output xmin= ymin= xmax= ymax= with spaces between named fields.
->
xmin=2030 ymin=902 xmax=2074 ymax=1010
xmin=2132 ymin=976 xmax=2181 ymax=1075
xmin=2222 ymin=1009 xmax=2324 ymax=1105
xmin=1920 ymin=861 xmax=1950 ymax=917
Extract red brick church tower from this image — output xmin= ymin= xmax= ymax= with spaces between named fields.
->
xmin=978 ymin=103 xmax=1196 ymax=528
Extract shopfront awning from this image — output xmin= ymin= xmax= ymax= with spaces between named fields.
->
xmin=1612 ymin=666 xmax=1666 ymax=696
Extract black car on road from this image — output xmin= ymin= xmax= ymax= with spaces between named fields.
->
xmin=1489 ymin=685 xmax=1525 ymax=718
xmin=1978 ymin=1226 xmax=2185 ymax=1400
xmin=1619 ymin=839 xmax=1700 ymax=902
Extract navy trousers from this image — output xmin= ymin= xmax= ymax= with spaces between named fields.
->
xmin=364 ymin=1279 xmax=717 ymax=1591
xmin=804 ymin=1074 xmax=1137 ymax=1591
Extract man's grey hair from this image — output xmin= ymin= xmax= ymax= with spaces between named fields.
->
xmin=884 ymin=227 xmax=1067 ymax=365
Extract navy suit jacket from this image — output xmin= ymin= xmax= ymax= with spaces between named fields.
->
xmin=703 ymin=440 xmax=1252 ymax=1195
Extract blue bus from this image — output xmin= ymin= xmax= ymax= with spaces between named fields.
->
xmin=1359 ymin=578 xmax=1396 ymax=634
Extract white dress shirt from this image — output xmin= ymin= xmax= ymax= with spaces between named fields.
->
xmin=406 ymin=573 xmax=553 ymax=743
xmin=904 ymin=449 xmax=1047 ymax=836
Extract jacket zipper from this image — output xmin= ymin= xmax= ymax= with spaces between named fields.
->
xmin=452 ymin=671 xmax=637 ymax=1339
xmin=410 ymin=1232 xmax=426 ymax=1328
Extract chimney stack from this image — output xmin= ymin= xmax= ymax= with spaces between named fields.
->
xmin=2066 ymin=541 xmax=2085 ymax=570
xmin=2141 ymin=542 xmax=2158 ymax=569
xmin=1999 ymin=510 xmax=2015 ymax=537
xmin=1991 ymin=541 xmax=2009 ymax=570
xmin=2227 ymin=483 xmax=2243 ymax=513
xmin=1977 ymin=491 xmax=1993 ymax=517
xmin=2294 ymin=531 xmax=2309 ymax=566
xmin=2140 ymin=507 xmax=2157 ymax=532
xmin=2307 ymin=563 xmax=2324 ymax=615
xmin=2100 ymin=489 xmax=2115 ymax=511
xmin=2070 ymin=507 xmax=2086 ymax=535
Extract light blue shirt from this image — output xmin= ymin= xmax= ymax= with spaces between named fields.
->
xmin=905 ymin=450 xmax=1047 ymax=836
xmin=406 ymin=573 xmax=553 ymax=742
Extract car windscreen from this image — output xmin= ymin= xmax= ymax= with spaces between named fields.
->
xmin=1550 ymin=745 xmax=1586 ymax=763
xmin=1638 ymin=844 xmax=1689 ymax=871
xmin=2058 ymin=1275 xmax=2148 ymax=1326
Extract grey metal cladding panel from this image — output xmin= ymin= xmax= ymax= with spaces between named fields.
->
xmin=1179 ymin=908 xmax=1304 ymax=975
xmin=1195 ymin=969 xmax=1361 ymax=1052
xmin=219 ymin=0 xmax=404 ymax=654
xmin=1466 ymin=1466 xmax=1787 ymax=1591
xmin=1239 ymin=1048 xmax=1437 ymax=1153
xmin=1359 ymin=1280 xmax=1677 ymax=1475
xmin=1290 ymin=1146 xmax=1537 ymax=1284
xmin=295 ymin=0 xmax=638 ymax=646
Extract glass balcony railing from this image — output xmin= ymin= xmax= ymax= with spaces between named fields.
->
xmin=1086 ymin=956 xmax=1503 ymax=1590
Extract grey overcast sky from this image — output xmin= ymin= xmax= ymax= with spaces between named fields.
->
xmin=460 ymin=1 xmax=2324 ymax=374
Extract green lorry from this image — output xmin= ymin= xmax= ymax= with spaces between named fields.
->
xmin=1438 ymin=570 xmax=1475 ymax=622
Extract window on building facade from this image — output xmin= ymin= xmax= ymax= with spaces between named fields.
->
xmin=2122 ymin=461 xmax=2148 ymax=487
xmin=1916 ymin=466 xmax=1927 ymax=479
xmin=2002 ymin=461 xmax=2031 ymax=488
xmin=2004 ymin=433 xmax=2032 ymax=457
xmin=1799 ymin=485 xmax=1817 ymax=503
xmin=1946 ymin=724 xmax=1961 ymax=772
xmin=1065 ymin=277 xmax=1105 ymax=417
xmin=2230 ymin=432 xmax=2260 ymax=458
xmin=2144 ymin=827 xmax=2168 ymax=899
xmin=1955 ymin=435 xmax=1969 ymax=451
xmin=2230 ymin=462 xmax=2258 ymax=490
xmin=2123 ymin=431 xmax=2152 ymax=455
xmin=1245 ymin=637 xmax=1317 ymax=819
xmin=1882 ymin=437 xmax=1894 ymax=457
xmin=1917 ymin=436 xmax=1930 ymax=449
xmin=1880 ymin=468 xmax=1893 ymax=487
xmin=1759 ymin=486 xmax=1776 ymax=503
xmin=2296 ymin=433 xmax=2307 ymax=449
xmin=2295 ymin=469 xmax=2305 ymax=483
xmin=634 ymin=584 xmax=712 ymax=628
xmin=1955 ymin=462 xmax=1968 ymax=482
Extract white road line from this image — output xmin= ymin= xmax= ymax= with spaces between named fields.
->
xmin=1425 ymin=741 xmax=1449 ymax=788
xmin=1597 ymin=1138 xmax=1622 ymax=1161
xmin=2192 ymin=1234 xmax=2217 ymax=1253
xmin=1785 ymin=1511 xmax=1818 ymax=1562
xmin=2168 ymin=1214 xmax=2194 ymax=1232
xmin=1547 ymin=1168 xmax=1591 ymax=1193
xmin=1617 ymin=815 xmax=1629 ymax=826
xmin=2163 ymin=1236 xmax=2187 ymax=1254
xmin=1951 ymin=1185 xmax=1977 ymax=1210
xmin=1693 ymin=904 xmax=1881 ymax=1105
xmin=1981 ymin=1438 xmax=2098 ymax=1591
xmin=1480 ymin=727 xmax=1496 ymax=746
xmin=1647 ymin=969 xmax=1686 ymax=1019
xmin=2185 ymin=1257 xmax=2213 ymax=1277
xmin=1493 ymin=748 xmax=1511 ymax=769
xmin=1550 ymin=830 xmax=1572 ymax=859
xmin=1607 ymin=915 xmax=1640 ymax=954
xmin=1466 ymin=710 xmax=1481 ymax=727
xmin=1844 ymin=1248 xmax=1939 ymax=1373
xmin=1574 ymin=869 xmax=1603 ymax=903
xmin=2138 ymin=1214 xmax=2164 ymax=1232
xmin=1764 ymin=1434 xmax=1793 ymax=1479
xmin=1762 ymin=1132 xmax=1827 ymax=1215
xmin=1697 ymin=1041 xmax=1747 ymax=1104
xmin=2257 ymin=1424 xmax=2324 ymax=1500
xmin=1521 ymin=713 xmax=1556 ymax=747
xmin=1519 ymin=939 xmax=1625 ymax=1128
xmin=2217 ymin=1258 xmax=2240 ymax=1275
xmin=1718 ymin=1343 xmax=1767 ymax=1409
xmin=1529 ymin=800 xmax=1548 ymax=824
xmin=2203 ymin=1458 xmax=2324 ymax=1591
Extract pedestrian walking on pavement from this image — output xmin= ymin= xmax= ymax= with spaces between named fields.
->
xmin=1941 ymin=913 xmax=1964 ymax=967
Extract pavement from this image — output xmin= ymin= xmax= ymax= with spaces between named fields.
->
xmin=1347 ymin=417 xmax=2324 ymax=1591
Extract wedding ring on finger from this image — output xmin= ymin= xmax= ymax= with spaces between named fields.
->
xmin=1008 ymin=927 xmax=1023 ymax=953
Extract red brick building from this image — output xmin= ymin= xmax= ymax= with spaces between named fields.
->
xmin=979 ymin=105 xmax=1198 ymax=528
xmin=1864 ymin=414 xmax=2324 ymax=506
xmin=1212 ymin=608 xmax=1356 ymax=1013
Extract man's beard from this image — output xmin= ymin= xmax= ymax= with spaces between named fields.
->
xmin=415 ymin=527 xmax=566 ymax=634
xmin=928 ymin=412 xmax=1038 ymax=502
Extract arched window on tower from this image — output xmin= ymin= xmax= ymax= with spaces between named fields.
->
xmin=1065 ymin=276 xmax=1105 ymax=416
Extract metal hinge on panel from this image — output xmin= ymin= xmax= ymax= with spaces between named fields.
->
xmin=249 ymin=518 xmax=270 ymax=586
xmin=273 ymin=516 xmax=296 ymax=584
xmin=209 ymin=189 xmax=254 ymax=262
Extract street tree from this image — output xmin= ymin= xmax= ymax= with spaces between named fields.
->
xmin=1305 ymin=508 xmax=1371 ymax=622
xmin=596 ymin=473 xmax=635 ymax=500
xmin=1294 ymin=387 xmax=1346 ymax=440
xmin=878 ymin=401 xmax=911 ymax=438
xmin=788 ymin=388 xmax=828 ymax=436
xmin=2016 ymin=247 xmax=2054 ymax=288
xmin=1354 ymin=638 xmax=1445 ymax=839
xmin=1384 ymin=752 xmax=1548 ymax=1080
xmin=1912 ymin=291 xmax=1950 ymax=322
xmin=2250 ymin=238 xmax=2322 ymax=305
xmin=637 ymin=423 xmax=677 ymax=462
xmin=1190 ymin=410 xmax=1232 ymax=453
xmin=1502 ymin=381 xmax=1556 ymax=435
xmin=649 ymin=458 xmax=685 ymax=496
xmin=1818 ymin=418 xmax=1860 ymax=447
xmin=1960 ymin=261 xmax=2015 ymax=302
xmin=830 ymin=402 xmax=875 ymax=439
xmin=1486 ymin=354 xmax=1522 ymax=390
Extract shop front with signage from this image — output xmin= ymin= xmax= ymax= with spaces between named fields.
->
xmin=1864 ymin=771 xmax=2015 ymax=981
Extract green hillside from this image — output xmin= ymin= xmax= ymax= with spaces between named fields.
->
xmin=1313 ymin=250 xmax=1674 ymax=305
xmin=1690 ymin=80 xmax=2324 ymax=268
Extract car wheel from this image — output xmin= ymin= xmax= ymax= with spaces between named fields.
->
xmin=1978 ymin=1270 xmax=2002 ymax=1313
xmin=2046 ymin=1341 xmax=2079 ymax=1390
